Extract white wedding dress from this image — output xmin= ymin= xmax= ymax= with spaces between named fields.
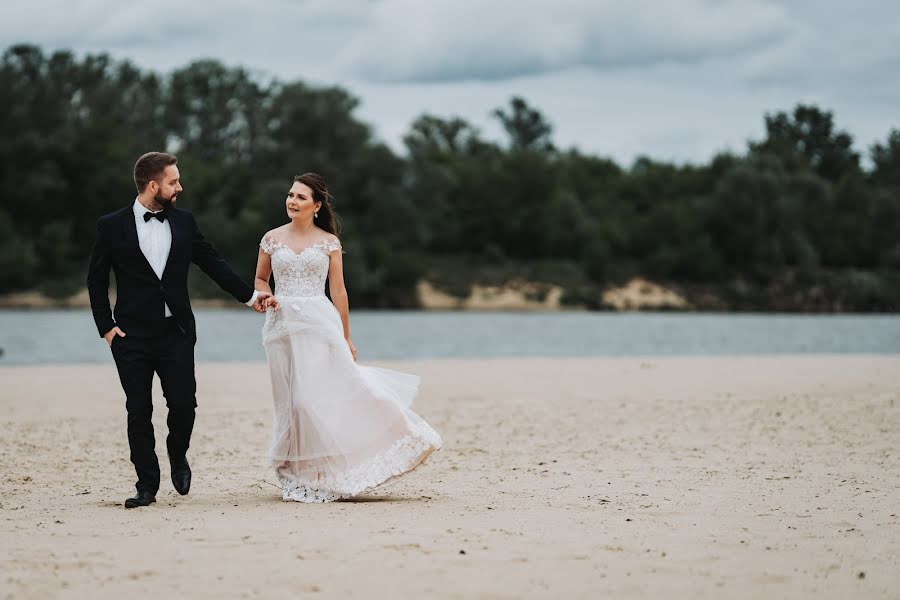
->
xmin=259 ymin=235 xmax=442 ymax=502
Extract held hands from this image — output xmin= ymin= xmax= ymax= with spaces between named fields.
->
xmin=263 ymin=295 xmax=279 ymax=311
xmin=104 ymin=326 xmax=126 ymax=347
xmin=253 ymin=291 xmax=279 ymax=313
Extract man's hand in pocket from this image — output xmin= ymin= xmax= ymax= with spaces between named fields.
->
xmin=104 ymin=326 xmax=126 ymax=347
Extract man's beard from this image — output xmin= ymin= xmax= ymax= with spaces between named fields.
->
xmin=154 ymin=191 xmax=176 ymax=210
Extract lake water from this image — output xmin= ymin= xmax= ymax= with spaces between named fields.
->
xmin=0 ymin=309 xmax=898 ymax=366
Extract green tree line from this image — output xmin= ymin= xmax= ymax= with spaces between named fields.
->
xmin=1 ymin=45 xmax=898 ymax=310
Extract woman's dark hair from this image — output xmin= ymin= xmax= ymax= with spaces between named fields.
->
xmin=134 ymin=152 xmax=177 ymax=192
xmin=294 ymin=172 xmax=341 ymax=236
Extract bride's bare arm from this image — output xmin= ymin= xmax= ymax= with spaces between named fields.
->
xmin=254 ymin=247 xmax=273 ymax=297
xmin=327 ymin=248 xmax=351 ymax=340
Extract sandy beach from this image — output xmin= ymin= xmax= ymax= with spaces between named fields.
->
xmin=1 ymin=356 xmax=898 ymax=599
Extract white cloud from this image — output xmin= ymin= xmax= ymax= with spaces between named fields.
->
xmin=1 ymin=0 xmax=897 ymax=165
xmin=337 ymin=0 xmax=794 ymax=82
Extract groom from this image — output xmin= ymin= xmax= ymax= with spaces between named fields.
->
xmin=87 ymin=152 xmax=271 ymax=508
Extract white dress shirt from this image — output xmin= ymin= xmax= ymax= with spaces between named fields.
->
xmin=132 ymin=199 xmax=258 ymax=318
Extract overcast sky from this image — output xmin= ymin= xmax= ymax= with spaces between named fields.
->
xmin=4 ymin=0 xmax=898 ymax=165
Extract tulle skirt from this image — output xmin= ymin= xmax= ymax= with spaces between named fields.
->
xmin=262 ymin=294 xmax=442 ymax=502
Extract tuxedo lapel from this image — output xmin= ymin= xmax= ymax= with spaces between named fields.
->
xmin=162 ymin=209 xmax=180 ymax=279
xmin=122 ymin=206 xmax=161 ymax=282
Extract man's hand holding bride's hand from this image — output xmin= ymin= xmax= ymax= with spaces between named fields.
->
xmin=264 ymin=295 xmax=280 ymax=311
xmin=253 ymin=291 xmax=279 ymax=313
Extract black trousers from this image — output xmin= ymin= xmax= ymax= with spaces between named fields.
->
xmin=111 ymin=317 xmax=196 ymax=494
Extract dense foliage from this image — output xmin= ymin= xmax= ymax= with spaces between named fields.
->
xmin=2 ymin=45 xmax=898 ymax=310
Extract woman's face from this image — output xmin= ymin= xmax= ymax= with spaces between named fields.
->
xmin=285 ymin=182 xmax=319 ymax=221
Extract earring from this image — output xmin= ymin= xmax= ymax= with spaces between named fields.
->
xmin=314 ymin=212 xmax=319 ymax=219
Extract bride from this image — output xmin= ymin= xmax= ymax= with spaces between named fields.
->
xmin=254 ymin=173 xmax=442 ymax=502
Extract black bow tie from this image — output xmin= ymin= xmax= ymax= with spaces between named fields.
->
xmin=143 ymin=210 xmax=167 ymax=223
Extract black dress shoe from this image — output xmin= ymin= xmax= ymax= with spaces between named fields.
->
xmin=124 ymin=490 xmax=156 ymax=509
xmin=171 ymin=456 xmax=191 ymax=496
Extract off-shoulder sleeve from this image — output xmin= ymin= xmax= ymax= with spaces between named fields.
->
xmin=323 ymin=238 xmax=342 ymax=254
xmin=260 ymin=235 xmax=277 ymax=255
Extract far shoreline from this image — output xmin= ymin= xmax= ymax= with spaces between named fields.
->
xmin=0 ymin=278 xmax=688 ymax=312
xmin=2 ymin=279 xmax=897 ymax=313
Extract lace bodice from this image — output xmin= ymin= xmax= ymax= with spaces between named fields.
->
xmin=260 ymin=236 xmax=342 ymax=297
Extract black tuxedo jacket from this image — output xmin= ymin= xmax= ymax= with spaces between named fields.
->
xmin=87 ymin=204 xmax=254 ymax=341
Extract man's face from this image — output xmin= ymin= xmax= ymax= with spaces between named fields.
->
xmin=151 ymin=164 xmax=183 ymax=208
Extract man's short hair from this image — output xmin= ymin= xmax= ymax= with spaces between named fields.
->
xmin=134 ymin=152 xmax=177 ymax=192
